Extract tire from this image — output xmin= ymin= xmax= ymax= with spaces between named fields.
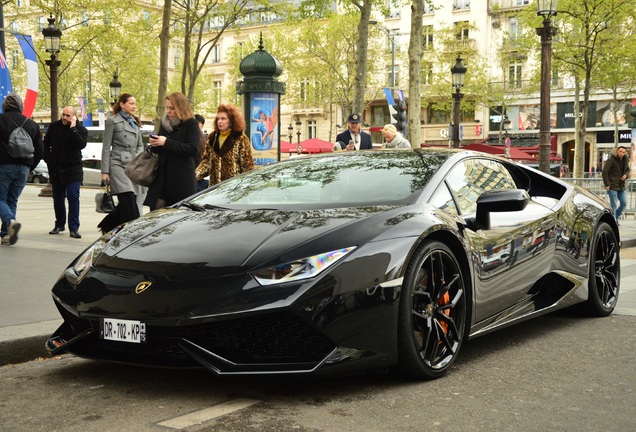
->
xmin=397 ymin=240 xmax=468 ymax=379
xmin=33 ymin=176 xmax=42 ymax=184
xmin=583 ymin=222 xmax=620 ymax=316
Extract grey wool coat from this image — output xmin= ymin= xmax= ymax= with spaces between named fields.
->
xmin=101 ymin=114 xmax=145 ymax=195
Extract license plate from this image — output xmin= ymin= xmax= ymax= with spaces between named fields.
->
xmin=100 ymin=318 xmax=146 ymax=343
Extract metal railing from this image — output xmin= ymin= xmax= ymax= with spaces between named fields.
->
xmin=561 ymin=178 xmax=636 ymax=216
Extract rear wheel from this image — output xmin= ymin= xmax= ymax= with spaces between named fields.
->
xmin=583 ymin=222 xmax=619 ymax=316
xmin=397 ymin=241 xmax=467 ymax=379
xmin=33 ymin=176 xmax=42 ymax=184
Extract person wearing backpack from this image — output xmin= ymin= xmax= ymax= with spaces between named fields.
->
xmin=0 ymin=93 xmax=43 ymax=246
xmin=43 ymin=106 xmax=88 ymax=239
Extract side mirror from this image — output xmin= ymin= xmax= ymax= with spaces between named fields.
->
xmin=475 ymin=189 xmax=530 ymax=230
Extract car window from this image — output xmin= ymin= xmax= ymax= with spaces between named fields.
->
xmin=444 ymin=158 xmax=518 ymax=215
xmin=193 ymin=152 xmax=447 ymax=208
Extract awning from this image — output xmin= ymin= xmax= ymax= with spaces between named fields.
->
xmin=280 ymin=138 xmax=334 ymax=154
xmin=462 ymin=143 xmax=536 ymax=161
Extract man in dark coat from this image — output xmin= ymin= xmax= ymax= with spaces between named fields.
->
xmin=0 ymin=93 xmax=44 ymax=245
xmin=335 ymin=113 xmax=373 ymax=151
xmin=43 ymin=106 xmax=88 ymax=238
xmin=602 ymin=145 xmax=630 ymax=222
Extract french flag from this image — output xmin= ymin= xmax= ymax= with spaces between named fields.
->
xmin=15 ymin=34 xmax=38 ymax=118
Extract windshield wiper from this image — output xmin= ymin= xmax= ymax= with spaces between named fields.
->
xmin=181 ymin=202 xmax=206 ymax=211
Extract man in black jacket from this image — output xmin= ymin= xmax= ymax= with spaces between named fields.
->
xmin=602 ymin=145 xmax=631 ymax=223
xmin=335 ymin=113 xmax=373 ymax=151
xmin=44 ymin=106 xmax=88 ymax=238
xmin=0 ymin=93 xmax=43 ymax=246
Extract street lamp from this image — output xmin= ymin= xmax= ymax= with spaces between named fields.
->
xmin=536 ymin=0 xmax=558 ymax=174
xmin=109 ymin=69 xmax=122 ymax=106
xmin=451 ymin=56 xmax=466 ymax=149
xmin=370 ymin=20 xmax=396 ymax=88
xmin=42 ymin=14 xmax=62 ymax=122
xmin=295 ymin=117 xmax=302 ymax=152
xmin=287 ymin=122 xmax=294 ymax=154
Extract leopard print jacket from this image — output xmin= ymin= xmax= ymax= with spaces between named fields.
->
xmin=196 ymin=130 xmax=254 ymax=186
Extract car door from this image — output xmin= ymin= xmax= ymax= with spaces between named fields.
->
xmin=432 ymin=157 xmax=557 ymax=324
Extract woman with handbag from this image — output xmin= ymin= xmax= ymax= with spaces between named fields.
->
xmin=144 ymin=92 xmax=200 ymax=211
xmin=195 ymin=103 xmax=254 ymax=187
xmin=99 ymin=94 xmax=145 ymax=233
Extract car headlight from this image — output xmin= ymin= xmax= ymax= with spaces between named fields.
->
xmin=65 ymin=229 xmax=120 ymax=285
xmin=251 ymin=247 xmax=356 ymax=286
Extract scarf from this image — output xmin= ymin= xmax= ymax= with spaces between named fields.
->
xmin=161 ymin=113 xmax=181 ymax=134
xmin=119 ymin=111 xmax=137 ymax=129
xmin=219 ymin=130 xmax=231 ymax=147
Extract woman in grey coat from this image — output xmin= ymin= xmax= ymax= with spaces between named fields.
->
xmin=99 ymin=94 xmax=145 ymax=232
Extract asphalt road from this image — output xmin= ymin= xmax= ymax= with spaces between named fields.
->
xmin=0 ymin=312 xmax=634 ymax=432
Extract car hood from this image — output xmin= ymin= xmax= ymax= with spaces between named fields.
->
xmin=94 ymin=206 xmax=403 ymax=279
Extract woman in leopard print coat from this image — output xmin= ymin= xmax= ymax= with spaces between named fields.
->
xmin=196 ymin=103 xmax=254 ymax=186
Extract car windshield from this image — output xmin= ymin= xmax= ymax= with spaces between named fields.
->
xmin=190 ymin=151 xmax=448 ymax=209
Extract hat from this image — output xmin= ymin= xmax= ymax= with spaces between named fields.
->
xmin=2 ymin=93 xmax=24 ymax=113
xmin=347 ymin=113 xmax=362 ymax=123
xmin=382 ymin=124 xmax=397 ymax=135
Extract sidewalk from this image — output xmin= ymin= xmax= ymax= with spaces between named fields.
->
xmin=1 ymin=184 xmax=636 ymax=366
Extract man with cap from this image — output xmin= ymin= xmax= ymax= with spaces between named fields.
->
xmin=335 ymin=113 xmax=373 ymax=151
xmin=0 ymin=92 xmax=44 ymax=245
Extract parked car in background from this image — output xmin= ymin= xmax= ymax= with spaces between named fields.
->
xmin=82 ymin=158 xmax=102 ymax=187
xmin=28 ymin=160 xmax=49 ymax=184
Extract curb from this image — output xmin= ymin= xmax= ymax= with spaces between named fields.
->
xmin=0 ymin=320 xmax=61 ymax=366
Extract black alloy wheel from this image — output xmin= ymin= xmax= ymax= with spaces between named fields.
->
xmin=584 ymin=222 xmax=620 ymax=316
xmin=397 ymin=240 xmax=467 ymax=379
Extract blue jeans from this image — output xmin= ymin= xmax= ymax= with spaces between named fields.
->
xmin=51 ymin=181 xmax=81 ymax=231
xmin=0 ymin=163 xmax=29 ymax=236
xmin=608 ymin=189 xmax=627 ymax=220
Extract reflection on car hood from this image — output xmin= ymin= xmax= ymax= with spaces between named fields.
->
xmin=94 ymin=206 xmax=398 ymax=278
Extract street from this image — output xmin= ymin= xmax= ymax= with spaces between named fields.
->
xmin=1 ymin=312 xmax=634 ymax=432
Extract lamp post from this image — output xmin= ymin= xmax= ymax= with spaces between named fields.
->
xmin=370 ymin=20 xmax=396 ymax=88
xmin=40 ymin=15 xmax=61 ymax=198
xmin=287 ymin=122 xmax=294 ymax=154
xmin=295 ymin=117 xmax=302 ymax=152
xmin=536 ymin=0 xmax=558 ymax=174
xmin=109 ymin=69 xmax=122 ymax=106
xmin=451 ymin=56 xmax=466 ymax=149
xmin=42 ymin=14 xmax=62 ymax=122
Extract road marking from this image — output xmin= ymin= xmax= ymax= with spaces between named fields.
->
xmin=157 ymin=398 xmax=260 ymax=429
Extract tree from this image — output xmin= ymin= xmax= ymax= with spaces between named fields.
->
xmin=407 ymin=0 xmax=424 ymax=148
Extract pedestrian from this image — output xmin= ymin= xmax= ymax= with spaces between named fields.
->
xmin=98 ymin=94 xmax=146 ymax=234
xmin=381 ymin=124 xmax=411 ymax=148
xmin=144 ymin=92 xmax=200 ymax=211
xmin=602 ymin=145 xmax=630 ymax=222
xmin=43 ymin=106 xmax=88 ymax=239
xmin=0 ymin=93 xmax=44 ymax=245
xmin=196 ymin=103 xmax=254 ymax=187
xmin=194 ymin=114 xmax=209 ymax=192
xmin=335 ymin=113 xmax=373 ymax=151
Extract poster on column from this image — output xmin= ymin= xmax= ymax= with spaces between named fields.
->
xmin=250 ymin=92 xmax=279 ymax=166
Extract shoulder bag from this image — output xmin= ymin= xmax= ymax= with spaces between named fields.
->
xmin=125 ymin=147 xmax=159 ymax=187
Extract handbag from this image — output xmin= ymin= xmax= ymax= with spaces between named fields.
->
xmin=125 ymin=147 xmax=159 ymax=187
xmin=95 ymin=184 xmax=116 ymax=214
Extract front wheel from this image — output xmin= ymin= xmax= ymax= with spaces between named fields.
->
xmin=583 ymin=222 xmax=620 ymax=316
xmin=397 ymin=241 xmax=468 ymax=379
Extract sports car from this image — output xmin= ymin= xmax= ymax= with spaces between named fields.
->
xmin=46 ymin=149 xmax=620 ymax=379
